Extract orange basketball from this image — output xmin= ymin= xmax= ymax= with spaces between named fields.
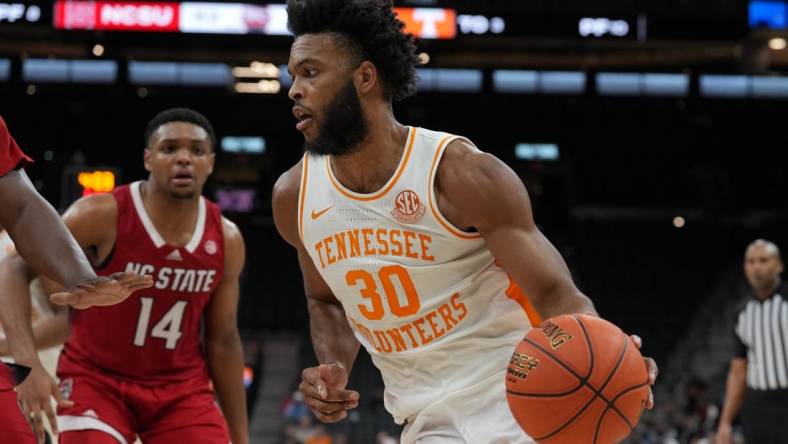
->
xmin=506 ymin=314 xmax=650 ymax=444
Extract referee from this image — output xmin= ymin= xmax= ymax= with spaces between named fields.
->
xmin=716 ymin=239 xmax=788 ymax=444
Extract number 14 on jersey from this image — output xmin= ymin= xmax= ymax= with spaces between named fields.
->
xmin=133 ymin=297 xmax=188 ymax=350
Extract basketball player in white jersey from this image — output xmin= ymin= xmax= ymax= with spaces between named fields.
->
xmin=273 ymin=1 xmax=658 ymax=442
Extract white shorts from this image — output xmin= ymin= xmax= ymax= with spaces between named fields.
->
xmin=401 ymin=371 xmax=535 ymax=444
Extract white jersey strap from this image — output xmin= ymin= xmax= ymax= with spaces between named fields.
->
xmin=58 ymin=415 xmax=129 ymax=444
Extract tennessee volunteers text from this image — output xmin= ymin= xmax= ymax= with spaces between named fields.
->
xmin=347 ymin=293 xmax=468 ymax=354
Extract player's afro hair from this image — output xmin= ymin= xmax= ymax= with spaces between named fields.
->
xmin=144 ymin=108 xmax=216 ymax=149
xmin=287 ymin=0 xmax=420 ymax=101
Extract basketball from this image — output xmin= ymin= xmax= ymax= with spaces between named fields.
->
xmin=506 ymin=314 xmax=650 ymax=444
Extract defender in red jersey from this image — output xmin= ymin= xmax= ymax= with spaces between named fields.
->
xmin=0 ymin=109 xmax=248 ymax=444
xmin=0 ymin=116 xmax=152 ymax=444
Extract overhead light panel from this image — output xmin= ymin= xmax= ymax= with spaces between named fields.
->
xmin=233 ymin=61 xmax=279 ymax=79
xmin=769 ymin=37 xmax=787 ymax=50
xmin=234 ymin=80 xmax=281 ymax=94
xmin=515 ymin=143 xmax=560 ymax=161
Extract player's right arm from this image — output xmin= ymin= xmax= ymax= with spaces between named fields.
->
xmin=0 ymin=163 xmax=92 ymax=291
xmin=716 ymin=357 xmax=746 ymax=444
xmin=0 ymin=170 xmax=151 ymax=310
xmin=273 ymin=161 xmax=360 ymax=423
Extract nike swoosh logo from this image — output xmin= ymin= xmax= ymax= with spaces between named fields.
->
xmin=311 ymin=206 xmax=334 ymax=220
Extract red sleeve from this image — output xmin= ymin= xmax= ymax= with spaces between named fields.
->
xmin=0 ymin=116 xmax=33 ymax=177
xmin=0 ymin=363 xmax=13 ymax=390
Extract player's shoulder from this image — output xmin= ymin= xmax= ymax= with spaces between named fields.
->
xmin=438 ymin=137 xmax=510 ymax=194
xmin=272 ymin=159 xmax=304 ymax=246
xmin=272 ymin=159 xmax=303 ymax=206
xmin=220 ymin=215 xmax=243 ymax=243
xmin=220 ymin=216 xmax=245 ymax=269
xmin=64 ymin=191 xmax=118 ymax=222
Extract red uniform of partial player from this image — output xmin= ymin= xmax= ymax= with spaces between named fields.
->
xmin=57 ymin=181 xmax=229 ymax=444
xmin=0 ymin=115 xmax=35 ymax=444
xmin=0 ymin=116 xmax=33 ymax=177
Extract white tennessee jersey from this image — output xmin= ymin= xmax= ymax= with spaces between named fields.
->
xmin=298 ymin=126 xmax=541 ymax=423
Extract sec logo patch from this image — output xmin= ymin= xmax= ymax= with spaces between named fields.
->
xmin=391 ymin=190 xmax=425 ymax=224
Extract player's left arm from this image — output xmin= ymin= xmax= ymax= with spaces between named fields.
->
xmin=436 ymin=140 xmax=657 ymax=405
xmin=205 ymin=217 xmax=248 ymax=444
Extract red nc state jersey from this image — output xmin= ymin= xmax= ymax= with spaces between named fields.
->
xmin=59 ymin=181 xmax=224 ymax=384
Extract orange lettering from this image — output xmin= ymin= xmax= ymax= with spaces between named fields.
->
xmin=376 ymin=229 xmax=390 ymax=256
xmin=379 ymin=265 xmax=421 ymax=317
xmin=389 ymin=229 xmax=403 ymax=256
xmin=348 ymin=229 xmax=361 ymax=257
xmin=314 ymin=242 xmax=326 ymax=268
xmin=426 ymin=311 xmax=445 ymax=339
xmin=362 ymin=228 xmax=375 ymax=256
xmin=346 ymin=270 xmax=384 ymax=320
xmin=413 ymin=318 xmax=434 ymax=345
xmin=399 ymin=324 xmax=419 ymax=348
xmin=387 ymin=328 xmax=407 ymax=352
xmin=450 ymin=293 xmax=467 ymax=321
xmin=375 ymin=330 xmax=393 ymax=353
xmin=437 ymin=303 xmax=458 ymax=329
xmin=325 ymin=236 xmax=336 ymax=265
xmin=419 ymin=233 xmax=435 ymax=261
xmin=363 ymin=328 xmax=380 ymax=351
xmin=404 ymin=231 xmax=418 ymax=259
xmin=352 ymin=319 xmax=379 ymax=351
xmin=334 ymin=232 xmax=348 ymax=261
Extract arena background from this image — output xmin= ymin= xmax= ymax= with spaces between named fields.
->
xmin=2 ymin=1 xmax=788 ymax=442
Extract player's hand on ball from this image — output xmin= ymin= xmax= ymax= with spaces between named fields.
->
xmin=50 ymin=272 xmax=153 ymax=309
xmin=17 ymin=363 xmax=73 ymax=444
xmin=631 ymin=335 xmax=658 ymax=409
xmin=299 ymin=363 xmax=359 ymax=423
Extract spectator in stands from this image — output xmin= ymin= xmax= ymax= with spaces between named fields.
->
xmin=716 ymin=239 xmax=788 ymax=444
xmin=679 ymin=377 xmax=718 ymax=442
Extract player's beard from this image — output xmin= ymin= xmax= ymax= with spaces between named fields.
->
xmin=303 ymin=78 xmax=369 ymax=157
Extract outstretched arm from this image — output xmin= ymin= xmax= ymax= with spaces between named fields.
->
xmin=205 ymin=219 xmax=248 ymax=444
xmin=0 ymin=170 xmax=152 ymax=308
xmin=0 ymin=169 xmax=95 ymax=289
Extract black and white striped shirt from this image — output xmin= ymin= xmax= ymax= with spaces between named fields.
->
xmin=734 ymin=285 xmax=788 ymax=391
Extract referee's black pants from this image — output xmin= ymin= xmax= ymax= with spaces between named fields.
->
xmin=741 ymin=389 xmax=788 ymax=444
